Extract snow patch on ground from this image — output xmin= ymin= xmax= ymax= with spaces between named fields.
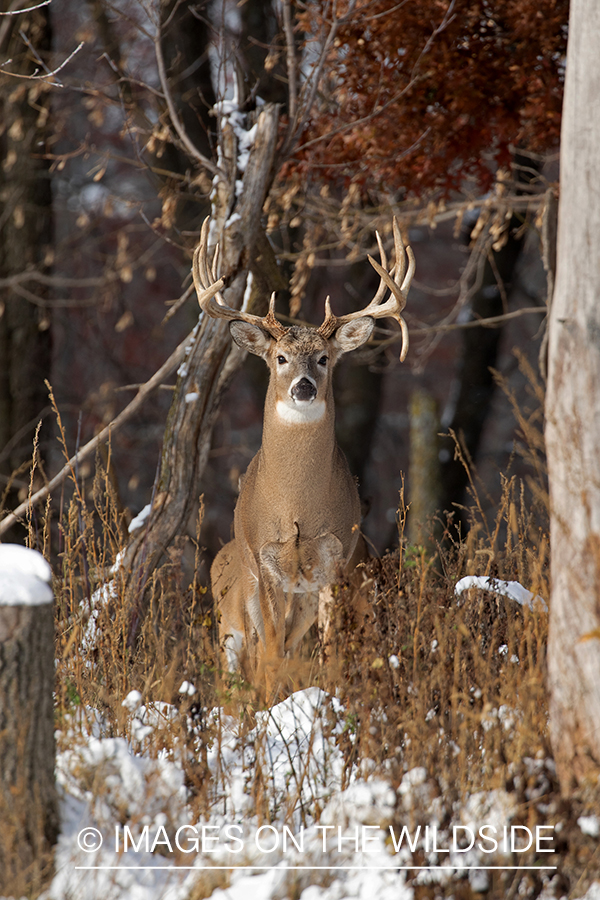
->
xmin=47 ymin=688 xmax=417 ymax=899
xmin=43 ymin=682 xmax=563 ymax=900
xmin=455 ymin=576 xmax=548 ymax=612
xmin=578 ymin=815 xmax=600 ymax=838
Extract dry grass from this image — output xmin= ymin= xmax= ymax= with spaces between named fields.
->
xmin=319 ymin=476 xmax=549 ymax=784
xmin=4 ymin=375 xmax=600 ymax=898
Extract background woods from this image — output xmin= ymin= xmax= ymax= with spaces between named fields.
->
xmin=0 ymin=0 xmax=564 ymax=552
xmin=4 ymin=0 xmax=600 ymax=830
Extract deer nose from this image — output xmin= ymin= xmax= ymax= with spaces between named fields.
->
xmin=291 ymin=377 xmax=317 ymax=403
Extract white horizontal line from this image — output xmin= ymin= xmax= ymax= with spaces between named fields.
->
xmin=75 ymin=865 xmax=558 ymax=871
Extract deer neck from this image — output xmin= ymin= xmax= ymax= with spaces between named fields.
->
xmin=260 ymin=383 xmax=336 ymax=477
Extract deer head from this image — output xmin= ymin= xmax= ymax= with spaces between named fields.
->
xmin=193 ymin=216 xmax=414 ymax=365
xmin=226 ymin=320 xmax=374 ymax=427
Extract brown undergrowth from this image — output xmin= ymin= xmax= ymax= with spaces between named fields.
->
xmin=323 ymin=474 xmax=550 ymax=780
xmin=5 ymin=370 xmax=599 ymax=898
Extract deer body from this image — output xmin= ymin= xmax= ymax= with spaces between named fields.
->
xmin=194 ymin=218 xmax=414 ymax=700
xmin=211 ymin=325 xmax=366 ymax=689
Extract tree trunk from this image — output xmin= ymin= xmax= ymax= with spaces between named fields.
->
xmin=439 ymin=153 xmax=539 ymax=531
xmin=0 ymin=11 xmax=52 ymax=539
xmin=408 ymin=389 xmax=442 ymax=548
xmin=239 ymin=0 xmax=289 ymax=108
xmin=0 ymin=546 xmax=58 ymax=895
xmin=123 ymin=104 xmax=281 ymax=633
xmin=545 ymin=0 xmax=600 ymax=795
xmin=333 ymin=261 xmax=385 ymax=491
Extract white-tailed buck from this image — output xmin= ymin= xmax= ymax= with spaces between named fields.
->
xmin=194 ymin=218 xmax=414 ymax=700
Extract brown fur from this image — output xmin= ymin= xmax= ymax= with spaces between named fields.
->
xmin=212 ymin=320 xmax=373 ymax=701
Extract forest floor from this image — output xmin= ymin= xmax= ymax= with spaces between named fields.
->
xmin=3 ymin=459 xmax=600 ymax=900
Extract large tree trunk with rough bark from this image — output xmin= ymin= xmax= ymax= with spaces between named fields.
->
xmin=0 ymin=546 xmax=58 ymax=895
xmin=545 ymin=0 xmax=600 ymax=796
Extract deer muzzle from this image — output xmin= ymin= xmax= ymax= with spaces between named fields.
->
xmin=290 ymin=377 xmax=317 ymax=403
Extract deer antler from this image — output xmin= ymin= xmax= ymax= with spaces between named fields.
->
xmin=193 ymin=217 xmax=288 ymax=340
xmin=317 ymin=217 xmax=414 ymax=362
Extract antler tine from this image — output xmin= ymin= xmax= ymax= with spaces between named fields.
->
xmin=392 ymin=217 xmax=406 ymax=285
xmin=367 ymin=246 xmax=414 ymax=362
xmin=395 ymin=217 xmax=415 ymax=295
xmin=371 ymin=231 xmax=391 ymax=306
xmin=210 ymin=241 xmax=220 ymax=284
xmin=193 ymin=222 xmax=226 ymax=311
xmin=193 ymin=217 xmax=288 ymax=339
xmin=198 ymin=220 xmax=224 ymax=298
xmin=318 ymin=217 xmax=413 ymax=362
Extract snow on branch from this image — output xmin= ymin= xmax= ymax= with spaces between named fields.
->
xmin=0 ymin=0 xmax=52 ymax=15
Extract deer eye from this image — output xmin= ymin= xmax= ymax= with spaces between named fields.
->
xmin=318 ymin=356 xmax=328 ymax=366
xmin=277 ymin=355 xmax=287 ymax=365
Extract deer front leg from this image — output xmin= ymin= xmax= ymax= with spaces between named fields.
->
xmin=284 ymin=592 xmax=319 ymax=654
xmin=255 ymin=549 xmax=287 ymax=701
xmin=212 ymin=541 xmax=245 ymax=670
xmin=212 ymin=540 xmax=261 ymax=686
xmin=283 ymin=533 xmax=346 ymax=652
xmin=318 ymin=534 xmax=370 ymax=661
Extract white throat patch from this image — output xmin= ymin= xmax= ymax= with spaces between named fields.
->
xmin=276 ymin=399 xmax=326 ymax=425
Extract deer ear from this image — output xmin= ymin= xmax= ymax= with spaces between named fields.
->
xmin=229 ymin=321 xmax=272 ymax=357
xmin=331 ymin=317 xmax=374 ymax=355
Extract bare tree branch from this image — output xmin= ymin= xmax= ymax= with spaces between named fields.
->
xmin=154 ymin=26 xmax=225 ymax=182
xmin=0 ymin=328 xmax=196 ymax=536
xmin=0 ymin=0 xmax=52 ymax=15
xmin=408 ymin=0 xmax=456 ymax=82
xmin=0 ymin=40 xmax=84 ymax=86
xmin=9 ymin=282 xmax=100 ymax=308
xmin=282 ymin=0 xmax=298 ymax=130
xmin=284 ymin=0 xmax=358 ymax=155
xmin=0 ymin=0 xmax=51 ymax=53
xmin=363 ymin=306 xmax=547 ymax=360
